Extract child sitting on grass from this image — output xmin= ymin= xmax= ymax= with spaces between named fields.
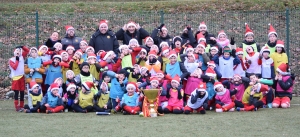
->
xmin=214 ymin=82 xmax=237 ymax=112
xmin=23 ymin=81 xmax=43 ymax=113
xmin=94 ymin=82 xmax=112 ymax=112
xmin=72 ymin=82 xmax=95 ymax=113
xmin=121 ymin=82 xmax=143 ymax=115
xmin=164 ymin=75 xmax=184 ymax=114
xmin=62 ymin=83 xmax=78 ymax=111
xmin=184 ymin=82 xmax=208 ymax=114
xmin=40 ymin=83 xmax=64 ymax=114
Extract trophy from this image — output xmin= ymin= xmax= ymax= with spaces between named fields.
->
xmin=142 ymin=89 xmax=160 ymax=117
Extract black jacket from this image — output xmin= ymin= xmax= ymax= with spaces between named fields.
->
xmin=180 ymin=30 xmax=196 ymax=48
xmin=151 ymin=28 xmax=173 ymax=46
xmin=61 ymin=35 xmax=82 ymax=50
xmin=89 ymin=30 xmax=119 ymax=54
xmin=44 ymin=38 xmax=61 ymax=48
xmin=115 ymin=28 xmax=149 ymax=45
xmin=194 ymin=31 xmax=217 ymax=46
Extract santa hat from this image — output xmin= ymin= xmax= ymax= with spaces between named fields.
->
xmin=171 ymin=75 xmax=181 ymax=84
xmin=50 ymin=83 xmax=60 ymax=92
xmin=196 ymin=41 xmax=206 ymax=49
xmin=223 ymin=46 xmax=232 ymax=53
xmin=268 ymin=23 xmax=277 ymax=37
xmin=80 ymin=40 xmax=88 ymax=46
xmin=275 ymin=40 xmax=284 ymax=48
xmin=159 ymin=41 xmax=169 ymax=48
xmin=66 ymin=45 xmax=75 ymax=51
xmin=186 ymin=45 xmax=194 ymax=53
xmin=101 ymin=82 xmax=109 ymax=92
xmin=198 ymin=21 xmax=207 ymax=30
xmin=87 ymin=53 xmax=97 ymax=60
xmin=75 ymin=49 xmax=83 ymax=57
xmin=207 ymin=61 xmax=216 ymax=67
xmin=82 ymin=81 xmax=95 ymax=91
xmin=161 ymin=47 xmax=170 ymax=55
xmin=214 ymin=82 xmax=223 ymax=90
xmin=144 ymin=36 xmax=153 ymax=43
xmin=173 ymin=36 xmax=182 ymax=44
xmin=255 ymin=83 xmax=268 ymax=92
xmin=126 ymin=82 xmax=138 ymax=91
xmin=127 ymin=21 xmax=137 ymax=28
xmin=156 ymin=70 xmax=164 ymax=76
xmin=29 ymin=81 xmax=39 ymax=90
xmin=140 ymin=48 xmax=147 ymax=55
xmin=99 ymin=19 xmax=108 ymax=28
xmin=233 ymin=74 xmax=241 ymax=79
xmin=197 ymin=82 xmax=207 ymax=91
xmin=161 ymin=25 xmax=168 ymax=31
xmin=29 ymin=47 xmax=38 ymax=53
xmin=67 ymin=83 xmax=77 ymax=91
xmin=260 ymin=46 xmax=270 ymax=55
xmin=129 ymin=39 xmax=139 ymax=46
xmin=196 ymin=33 xmax=206 ymax=43
xmin=276 ymin=63 xmax=288 ymax=74
xmin=205 ymin=67 xmax=216 ymax=77
xmin=60 ymin=50 xmax=68 ymax=56
xmin=38 ymin=45 xmax=48 ymax=52
xmin=53 ymin=42 xmax=62 ymax=48
xmin=52 ymin=54 xmax=62 ymax=61
xmin=235 ymin=48 xmax=243 ymax=55
xmin=65 ymin=25 xmax=74 ymax=33
xmin=210 ymin=46 xmax=219 ymax=52
xmin=66 ymin=70 xmax=75 ymax=77
xmin=217 ymin=30 xmax=227 ymax=39
xmin=148 ymin=50 xmax=157 ymax=58
xmin=85 ymin=46 xmax=95 ymax=53
xmin=245 ymin=23 xmax=254 ymax=37
xmin=103 ymin=51 xmax=114 ymax=60
xmin=53 ymin=77 xmax=63 ymax=84
xmin=150 ymin=77 xmax=159 ymax=83
xmin=168 ymin=50 xmax=177 ymax=59
xmin=189 ymin=54 xmax=199 ymax=60
xmin=119 ymin=45 xmax=128 ymax=52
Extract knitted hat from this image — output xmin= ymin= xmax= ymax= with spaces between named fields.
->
xmin=171 ymin=75 xmax=180 ymax=84
xmin=245 ymin=23 xmax=254 ymax=37
xmin=268 ymin=23 xmax=277 ymax=37
xmin=198 ymin=21 xmax=207 ymax=30
xmin=214 ymin=82 xmax=223 ymax=90
xmin=217 ymin=30 xmax=226 ymax=39
xmin=29 ymin=81 xmax=39 ymax=90
xmin=75 ymin=49 xmax=83 ymax=57
xmin=85 ymin=46 xmax=95 ymax=53
xmin=168 ymin=50 xmax=177 ymax=59
xmin=276 ymin=63 xmax=288 ymax=74
xmin=53 ymin=77 xmax=63 ymax=84
xmin=161 ymin=47 xmax=170 ymax=56
xmin=196 ymin=41 xmax=206 ymax=49
xmin=67 ymin=83 xmax=77 ymax=91
xmin=99 ymin=19 xmax=108 ymax=28
xmin=129 ymin=38 xmax=139 ymax=46
xmin=223 ymin=46 xmax=232 ymax=53
xmin=207 ymin=61 xmax=216 ymax=67
xmin=210 ymin=46 xmax=219 ymax=52
xmin=119 ymin=45 xmax=128 ymax=52
xmin=82 ymin=81 xmax=94 ymax=91
xmin=150 ymin=77 xmax=159 ymax=83
xmin=65 ymin=25 xmax=74 ymax=33
xmin=126 ymin=82 xmax=138 ymax=91
xmin=66 ymin=70 xmax=75 ymax=77
xmin=144 ymin=36 xmax=153 ymax=43
xmin=148 ymin=50 xmax=158 ymax=58
xmin=38 ymin=45 xmax=48 ymax=52
xmin=196 ymin=33 xmax=206 ymax=43
xmin=66 ymin=45 xmax=75 ymax=51
xmin=50 ymin=83 xmax=60 ymax=92
xmin=205 ymin=67 xmax=216 ymax=77
xmin=173 ymin=36 xmax=182 ymax=45
xmin=87 ymin=53 xmax=97 ymax=60
xmin=235 ymin=48 xmax=243 ymax=55
xmin=80 ymin=62 xmax=90 ymax=70
xmin=260 ymin=46 xmax=270 ymax=55
xmin=275 ymin=40 xmax=284 ymax=48
xmin=159 ymin=41 xmax=169 ymax=48
xmin=52 ymin=54 xmax=62 ymax=61
xmin=127 ymin=21 xmax=137 ymax=28
xmin=197 ymin=82 xmax=207 ymax=91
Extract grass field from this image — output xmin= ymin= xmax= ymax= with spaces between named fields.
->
xmin=0 ymin=98 xmax=300 ymax=137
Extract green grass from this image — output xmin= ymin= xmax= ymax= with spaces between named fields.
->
xmin=1 ymin=98 xmax=300 ymax=137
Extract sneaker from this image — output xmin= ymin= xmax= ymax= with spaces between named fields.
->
xmin=263 ymin=105 xmax=267 ymax=108
xmin=46 ymin=110 xmax=53 ymax=114
xmin=229 ymin=108 xmax=235 ymax=112
xmin=267 ymin=103 xmax=272 ymax=108
xmin=236 ymin=107 xmax=243 ymax=111
xmin=254 ymin=108 xmax=258 ymax=111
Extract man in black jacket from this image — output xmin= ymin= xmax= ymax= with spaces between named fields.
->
xmin=115 ymin=21 xmax=149 ymax=45
xmin=194 ymin=22 xmax=217 ymax=46
xmin=89 ymin=20 xmax=119 ymax=54
xmin=151 ymin=24 xmax=173 ymax=47
xmin=61 ymin=25 xmax=82 ymax=50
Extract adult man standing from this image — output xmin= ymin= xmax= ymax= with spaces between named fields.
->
xmin=61 ymin=25 xmax=82 ymax=50
xmin=89 ymin=20 xmax=119 ymax=54
xmin=115 ymin=21 xmax=149 ymax=45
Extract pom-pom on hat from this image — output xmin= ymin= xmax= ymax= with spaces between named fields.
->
xmin=126 ymin=82 xmax=138 ymax=91
xmin=67 ymin=83 xmax=77 ymax=91
xmin=268 ymin=23 xmax=277 ymax=37
xmin=82 ymin=81 xmax=95 ymax=91
xmin=214 ymin=82 xmax=223 ymax=90
xmin=171 ymin=75 xmax=180 ymax=84
xmin=245 ymin=23 xmax=254 ymax=37
xmin=275 ymin=40 xmax=284 ymax=48
xmin=197 ymin=82 xmax=207 ymax=91
xmin=29 ymin=81 xmax=39 ymax=90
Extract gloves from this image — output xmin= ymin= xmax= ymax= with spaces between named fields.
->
xmin=259 ymin=55 xmax=263 ymax=60
xmin=15 ymin=56 xmax=19 ymax=61
xmin=186 ymin=25 xmax=191 ymax=31
xmin=158 ymin=23 xmax=165 ymax=30
xmin=230 ymin=37 xmax=235 ymax=45
xmin=129 ymin=67 xmax=134 ymax=72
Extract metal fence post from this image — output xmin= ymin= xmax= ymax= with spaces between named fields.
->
xmin=160 ymin=10 xmax=164 ymax=24
xmin=286 ymin=8 xmax=290 ymax=62
xmin=35 ymin=11 xmax=39 ymax=47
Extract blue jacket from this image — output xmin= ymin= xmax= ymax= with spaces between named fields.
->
xmin=42 ymin=91 xmax=63 ymax=107
xmin=107 ymin=71 xmax=128 ymax=99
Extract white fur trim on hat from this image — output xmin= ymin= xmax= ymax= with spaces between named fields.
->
xmin=210 ymin=46 xmax=219 ymax=52
xmin=168 ymin=53 xmax=177 ymax=59
xmin=66 ymin=70 xmax=75 ymax=77
xmin=199 ymin=24 xmax=207 ymax=30
xmin=80 ymin=40 xmax=88 ymax=46
xmin=150 ymin=79 xmax=159 ymax=84
xmin=275 ymin=44 xmax=284 ymax=48
xmin=140 ymin=48 xmax=147 ymax=54
xmin=214 ymin=83 xmax=223 ymax=90
xmin=119 ymin=45 xmax=128 ymax=52
xmin=127 ymin=22 xmax=137 ymax=28
xmin=103 ymin=51 xmax=114 ymax=60
xmin=39 ymin=45 xmax=48 ymax=52
xmin=30 ymin=83 xmax=39 ymax=91
xmin=171 ymin=79 xmax=180 ymax=84
xmin=206 ymin=73 xmax=216 ymax=78
xmin=53 ymin=55 xmax=62 ymax=61
xmin=162 ymin=49 xmax=170 ymax=55
xmin=159 ymin=42 xmax=169 ymax=47
xmin=218 ymin=32 xmax=226 ymax=39
xmin=196 ymin=43 xmax=205 ymax=49
xmin=54 ymin=42 xmax=62 ymax=48
xmin=126 ymin=83 xmax=136 ymax=90
xmin=30 ymin=47 xmax=38 ymax=53
xmin=67 ymin=84 xmax=77 ymax=91
xmin=85 ymin=46 xmax=95 ymax=52
xmin=66 ymin=46 xmax=75 ymax=51
xmin=236 ymin=51 xmax=244 ymax=55
xmin=245 ymin=32 xmax=254 ymax=37
xmin=87 ymin=55 xmax=97 ymax=60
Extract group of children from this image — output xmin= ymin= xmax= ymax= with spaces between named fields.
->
xmin=9 ymin=21 xmax=294 ymax=116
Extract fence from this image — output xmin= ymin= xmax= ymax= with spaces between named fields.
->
xmin=0 ymin=9 xmax=299 ymax=94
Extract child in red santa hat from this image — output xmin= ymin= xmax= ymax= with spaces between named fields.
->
xmin=69 ymin=49 xmax=84 ymax=75
xmin=233 ymin=48 xmax=247 ymax=77
xmin=40 ymin=83 xmax=65 ymax=114
xmin=184 ymin=82 xmax=208 ymax=114
xmin=214 ymin=82 xmax=237 ymax=112
xmin=164 ymin=75 xmax=184 ymax=114
xmin=145 ymin=50 xmax=161 ymax=76
xmin=66 ymin=45 xmax=75 ymax=60
xmin=72 ymin=81 xmax=95 ymax=113
xmin=121 ymin=82 xmax=143 ymax=115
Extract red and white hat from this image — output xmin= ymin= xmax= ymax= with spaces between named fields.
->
xmin=198 ymin=21 xmax=207 ymax=30
xmin=159 ymin=41 xmax=169 ymax=48
xmin=38 ymin=45 xmax=48 ymax=52
xmin=67 ymin=83 xmax=77 ymax=91
xmin=260 ymin=46 xmax=270 ymax=55
xmin=53 ymin=77 xmax=63 ymax=84
xmin=75 ymin=49 xmax=83 ymax=57
xmin=52 ymin=54 xmax=62 ymax=61
xmin=186 ymin=45 xmax=194 ymax=53
xmin=60 ymin=50 xmax=68 ymax=56
xmin=214 ymin=82 xmax=223 ymax=90
xmin=99 ymin=19 xmax=108 ymax=28
xmin=275 ymin=40 xmax=284 ymax=48
xmin=29 ymin=81 xmax=39 ymax=90
xmin=171 ymin=75 xmax=181 ymax=84
xmin=29 ymin=47 xmax=38 ymax=53
xmin=148 ymin=50 xmax=157 ymax=58
xmin=80 ymin=40 xmax=88 ymax=46
xmin=101 ymin=82 xmax=109 ymax=92
xmin=276 ymin=63 xmax=288 ymax=74
xmin=207 ymin=61 xmax=216 ymax=67
xmin=50 ymin=83 xmax=60 ymax=92
xmin=217 ymin=30 xmax=226 ymax=39
xmin=196 ymin=41 xmax=206 ymax=49
xmin=156 ymin=70 xmax=164 ymax=76
xmin=210 ymin=46 xmax=219 ymax=52
xmin=66 ymin=70 xmax=75 ymax=77
xmin=161 ymin=47 xmax=170 ymax=56
xmin=140 ymin=48 xmax=147 ymax=55
xmin=127 ymin=21 xmax=137 ymax=28
xmin=126 ymin=82 xmax=138 ymax=91
xmin=161 ymin=25 xmax=168 ymax=31
xmin=119 ymin=45 xmax=128 ymax=52
xmin=150 ymin=77 xmax=159 ymax=84
xmin=197 ymin=82 xmax=207 ymax=91
xmin=245 ymin=23 xmax=254 ymax=37
xmin=144 ymin=36 xmax=153 ymax=43
xmin=66 ymin=45 xmax=75 ymax=51
xmin=168 ymin=50 xmax=177 ymax=59
xmin=87 ymin=53 xmax=97 ymax=60
xmin=85 ymin=46 xmax=95 ymax=53
xmin=189 ymin=53 xmax=199 ymax=60
xmin=82 ymin=81 xmax=95 ymax=91
xmin=235 ymin=48 xmax=243 ymax=55
xmin=129 ymin=39 xmax=139 ymax=46
xmin=103 ymin=51 xmax=114 ymax=60
xmin=196 ymin=33 xmax=206 ymax=43
xmin=54 ymin=42 xmax=62 ymax=49
xmin=268 ymin=23 xmax=277 ymax=37
xmin=65 ymin=25 xmax=74 ymax=33
xmin=205 ymin=67 xmax=216 ymax=77
xmin=255 ymin=83 xmax=268 ymax=92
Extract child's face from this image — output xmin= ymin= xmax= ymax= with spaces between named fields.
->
xmin=146 ymin=40 xmax=154 ymax=47
xmin=129 ymin=41 xmax=139 ymax=48
xmin=55 ymin=79 xmax=63 ymax=86
xmin=249 ymin=75 xmax=258 ymax=83
xmin=175 ymin=41 xmax=181 ymax=48
xmin=187 ymin=53 xmax=195 ymax=63
xmin=104 ymin=76 xmax=111 ymax=82
xmin=161 ymin=44 xmax=169 ymax=49
xmin=121 ymin=48 xmax=129 ymax=55
xmin=15 ymin=48 xmax=21 ymax=56
xmin=169 ymin=56 xmax=177 ymax=64
xmin=88 ymin=58 xmax=96 ymax=64
xmin=67 ymin=49 xmax=74 ymax=55
xmin=30 ymin=49 xmax=38 ymax=58
xmin=150 ymin=46 xmax=159 ymax=53
xmin=276 ymin=47 xmax=282 ymax=53
xmin=245 ymin=35 xmax=254 ymax=42
xmin=210 ymin=49 xmax=217 ymax=55
xmin=151 ymin=81 xmax=159 ymax=88
xmin=215 ymin=86 xmax=224 ymax=92
xmin=101 ymin=83 xmax=107 ymax=91
xmin=269 ymin=34 xmax=277 ymax=43
xmin=262 ymin=52 xmax=269 ymax=58
xmin=139 ymin=51 xmax=147 ymax=58
xmin=171 ymin=81 xmax=179 ymax=88
xmin=162 ymin=51 xmax=169 ymax=57
xmin=55 ymin=44 xmax=62 ymax=51
xmin=223 ymin=52 xmax=230 ymax=58
xmin=74 ymin=53 xmax=81 ymax=59
xmin=127 ymin=87 xmax=135 ymax=95
xmin=82 ymin=65 xmax=90 ymax=73
xmin=81 ymin=87 xmax=87 ymax=93
xmin=51 ymin=32 xmax=59 ymax=41
xmin=246 ymin=47 xmax=253 ymax=53
xmin=67 ymin=72 xmax=74 ymax=79
xmin=238 ymin=54 xmax=243 ymax=58
xmin=156 ymin=73 xmax=164 ymax=80
xmin=80 ymin=43 xmax=87 ymax=51
xmin=86 ymin=49 xmax=94 ymax=54
xmin=133 ymin=66 xmax=140 ymax=74
xmin=199 ymin=27 xmax=207 ymax=34
xmin=62 ymin=54 xmax=68 ymax=61
xmin=69 ymin=87 xmax=76 ymax=94
xmin=52 ymin=89 xmax=59 ymax=95
xmin=32 ymin=86 xmax=39 ymax=93
xmin=218 ymin=34 xmax=226 ymax=41
xmin=186 ymin=49 xmax=194 ymax=54
xmin=196 ymin=46 xmax=205 ymax=54
xmin=40 ymin=47 xmax=47 ymax=54
xmin=53 ymin=58 xmax=60 ymax=64
xmin=118 ymin=74 xmax=125 ymax=81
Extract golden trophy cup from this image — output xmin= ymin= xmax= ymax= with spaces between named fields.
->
xmin=142 ymin=89 xmax=160 ymax=117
